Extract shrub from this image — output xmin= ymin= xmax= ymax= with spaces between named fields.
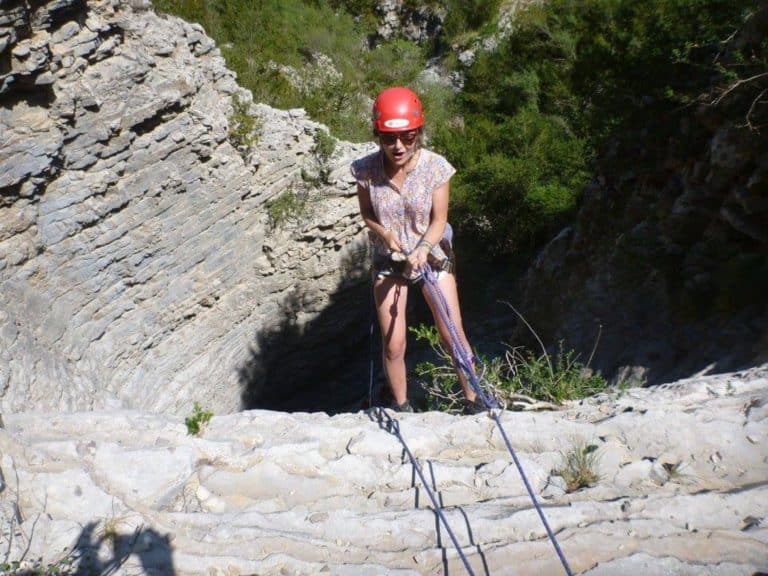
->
xmin=430 ymin=5 xmax=591 ymax=257
xmin=556 ymin=442 xmax=601 ymax=493
xmin=228 ymin=94 xmax=259 ymax=153
xmin=185 ymin=401 xmax=213 ymax=435
xmin=411 ymin=324 xmax=607 ymax=412
xmin=266 ymin=189 xmax=309 ymax=228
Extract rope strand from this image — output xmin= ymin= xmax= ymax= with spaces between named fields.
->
xmin=420 ymin=266 xmax=574 ymax=576
xmin=372 ymin=407 xmax=477 ymax=575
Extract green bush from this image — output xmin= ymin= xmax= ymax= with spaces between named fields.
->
xmin=267 ymin=189 xmax=309 ymax=228
xmin=430 ymin=4 xmax=591 ymax=257
xmin=185 ymin=401 xmax=213 ymax=435
xmin=228 ymin=94 xmax=259 ymax=153
xmin=441 ymin=0 xmax=504 ymax=45
xmin=411 ymin=324 xmax=607 ymax=412
xmin=506 ymin=342 xmax=608 ymax=404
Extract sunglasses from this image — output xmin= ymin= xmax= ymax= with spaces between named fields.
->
xmin=379 ymin=130 xmax=419 ymax=145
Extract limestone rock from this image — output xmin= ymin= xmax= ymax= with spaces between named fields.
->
xmin=0 ymin=365 xmax=766 ymax=574
xmin=0 ymin=0 xmax=376 ymax=416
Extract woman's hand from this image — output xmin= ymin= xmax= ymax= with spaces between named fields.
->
xmin=405 ymin=242 xmax=430 ymax=278
xmin=382 ymin=230 xmax=402 ymax=254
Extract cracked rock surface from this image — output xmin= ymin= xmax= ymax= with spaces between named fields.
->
xmin=1 ymin=0 xmax=374 ymax=416
xmin=1 ymin=365 xmax=766 ymax=574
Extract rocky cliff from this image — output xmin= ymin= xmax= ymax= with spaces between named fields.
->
xmin=0 ymin=0 xmax=376 ymax=416
xmin=517 ymin=55 xmax=768 ymax=386
xmin=1 ymin=365 xmax=766 ymax=574
xmin=1 ymin=2 xmax=767 ymax=575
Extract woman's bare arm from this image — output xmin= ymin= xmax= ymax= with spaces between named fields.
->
xmin=357 ymin=183 xmax=401 ymax=252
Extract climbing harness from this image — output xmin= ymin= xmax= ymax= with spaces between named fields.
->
xmin=366 ymin=256 xmax=574 ymax=575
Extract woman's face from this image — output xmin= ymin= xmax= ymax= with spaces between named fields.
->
xmin=379 ymin=129 xmax=420 ymax=169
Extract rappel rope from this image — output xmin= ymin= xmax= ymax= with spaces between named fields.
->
xmin=371 ymin=406 xmax=479 ymax=576
xmin=420 ymin=266 xmax=574 ymax=576
xmin=366 ymin=258 xmax=574 ymax=576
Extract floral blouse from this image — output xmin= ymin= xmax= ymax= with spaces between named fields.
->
xmin=350 ymin=148 xmax=456 ymax=262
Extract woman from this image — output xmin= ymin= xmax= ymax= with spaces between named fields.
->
xmin=351 ymin=86 xmax=485 ymax=415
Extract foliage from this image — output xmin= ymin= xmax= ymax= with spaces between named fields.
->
xmin=313 ymin=129 xmax=336 ymax=164
xmin=430 ymin=5 xmax=591 ymax=256
xmin=228 ymin=94 xmax=259 ymax=153
xmin=0 ymin=554 xmax=77 ymax=575
xmin=410 ymin=324 xmax=607 ymax=413
xmin=184 ymin=401 xmax=213 ymax=435
xmin=153 ymin=0 xmax=766 ymax=261
xmin=564 ymin=0 xmax=766 ymax=164
xmin=505 ymin=342 xmax=608 ymax=404
xmin=266 ymin=189 xmax=309 ymax=228
xmin=303 ymin=129 xmax=338 ymax=186
xmin=152 ymin=0 xmax=429 ymax=142
xmin=556 ymin=442 xmax=601 ymax=493
xmin=438 ymin=0 xmax=504 ymax=46
xmin=431 ymin=0 xmax=765 ymax=256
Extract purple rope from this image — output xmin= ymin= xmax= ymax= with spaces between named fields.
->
xmin=374 ymin=407 xmax=478 ymax=575
xmin=420 ymin=266 xmax=574 ymax=576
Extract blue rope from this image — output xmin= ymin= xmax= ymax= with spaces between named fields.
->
xmin=373 ymin=407 xmax=477 ymax=576
xmin=420 ymin=266 xmax=574 ymax=576
xmin=368 ymin=270 xmax=376 ymax=408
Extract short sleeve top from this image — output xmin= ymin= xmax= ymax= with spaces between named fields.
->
xmin=350 ymin=148 xmax=456 ymax=261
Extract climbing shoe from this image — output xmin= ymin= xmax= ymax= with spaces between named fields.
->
xmin=391 ymin=400 xmax=414 ymax=413
xmin=462 ymin=397 xmax=488 ymax=415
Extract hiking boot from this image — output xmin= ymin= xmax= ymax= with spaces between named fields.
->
xmin=391 ymin=400 xmax=414 ymax=413
xmin=462 ymin=397 xmax=488 ymax=415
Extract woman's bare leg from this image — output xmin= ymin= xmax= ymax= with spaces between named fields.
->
xmin=374 ymin=275 xmax=410 ymax=405
xmin=421 ymin=272 xmax=477 ymax=402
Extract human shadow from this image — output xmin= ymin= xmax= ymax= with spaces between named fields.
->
xmin=62 ymin=521 xmax=175 ymax=575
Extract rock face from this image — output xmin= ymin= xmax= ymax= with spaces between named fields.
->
xmin=518 ymin=85 xmax=768 ymax=385
xmin=1 ymin=365 xmax=766 ymax=574
xmin=0 ymin=0 xmax=376 ymax=416
xmin=375 ymin=0 xmax=445 ymax=44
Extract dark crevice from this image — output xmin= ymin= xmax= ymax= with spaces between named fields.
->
xmin=86 ymin=26 xmax=125 ymax=63
xmin=1 ymin=81 xmax=55 ymax=107
xmin=0 ymin=181 xmax=24 ymax=207
xmin=239 ymin=245 xmax=373 ymax=414
xmin=31 ymin=0 xmax=87 ymax=33
xmin=130 ymin=102 xmax=185 ymax=137
xmin=0 ymin=2 xmax=32 ymax=75
xmin=0 ymin=46 xmax=15 ymax=76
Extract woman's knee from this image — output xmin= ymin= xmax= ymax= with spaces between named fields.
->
xmin=383 ymin=338 xmax=406 ymax=361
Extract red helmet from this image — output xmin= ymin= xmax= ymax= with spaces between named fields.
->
xmin=372 ymin=86 xmax=424 ymax=133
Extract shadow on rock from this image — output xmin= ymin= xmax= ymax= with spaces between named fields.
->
xmin=71 ymin=522 xmax=174 ymax=576
xmin=238 ymin=240 xmax=374 ymax=414
xmin=237 ymin=235 xmax=523 ymax=415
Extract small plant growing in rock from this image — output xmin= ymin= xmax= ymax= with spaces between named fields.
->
xmin=228 ymin=94 xmax=260 ymax=155
xmin=266 ymin=188 xmax=308 ymax=229
xmin=185 ymin=401 xmax=213 ymax=436
xmin=556 ymin=442 xmax=601 ymax=493
xmin=663 ymin=461 xmax=693 ymax=484
xmin=302 ymin=129 xmax=337 ymax=187
xmin=0 ymin=553 xmax=77 ymax=575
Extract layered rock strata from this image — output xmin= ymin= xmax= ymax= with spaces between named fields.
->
xmin=1 ymin=365 xmax=766 ymax=574
xmin=0 ymin=0 xmax=374 ymax=415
